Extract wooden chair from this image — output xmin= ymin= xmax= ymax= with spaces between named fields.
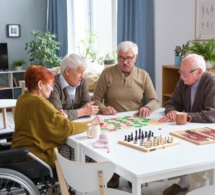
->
xmin=187 ymin=185 xmax=215 ymax=195
xmin=21 ymin=81 xmax=27 ymax=94
xmin=54 ymin=148 xmax=131 ymax=195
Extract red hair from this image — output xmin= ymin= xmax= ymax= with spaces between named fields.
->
xmin=25 ymin=65 xmax=55 ymax=91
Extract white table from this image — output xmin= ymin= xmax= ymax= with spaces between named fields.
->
xmin=66 ymin=109 xmax=215 ymax=195
xmin=0 ymin=99 xmax=17 ymax=129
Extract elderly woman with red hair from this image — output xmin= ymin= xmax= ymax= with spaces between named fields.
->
xmin=11 ymin=65 xmax=101 ymax=168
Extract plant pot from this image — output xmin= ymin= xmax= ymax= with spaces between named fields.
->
xmin=16 ymin=66 xmax=22 ymax=71
xmin=174 ymin=56 xmax=182 ymax=66
xmin=206 ymin=61 xmax=214 ymax=69
xmin=104 ymin=60 xmax=116 ymax=69
xmin=104 ymin=60 xmax=116 ymax=65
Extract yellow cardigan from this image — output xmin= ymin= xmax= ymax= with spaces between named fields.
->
xmin=11 ymin=92 xmax=90 ymax=167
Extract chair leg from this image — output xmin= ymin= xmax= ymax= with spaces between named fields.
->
xmin=55 ymin=160 xmax=69 ymax=195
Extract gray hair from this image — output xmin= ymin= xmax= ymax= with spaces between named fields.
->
xmin=117 ymin=41 xmax=138 ymax=55
xmin=182 ymin=54 xmax=206 ymax=72
xmin=60 ymin=54 xmax=87 ymax=73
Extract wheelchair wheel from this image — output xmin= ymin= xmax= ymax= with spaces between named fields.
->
xmin=0 ymin=168 xmax=39 ymax=195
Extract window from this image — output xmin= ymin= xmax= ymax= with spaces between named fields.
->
xmin=67 ymin=0 xmax=117 ymax=61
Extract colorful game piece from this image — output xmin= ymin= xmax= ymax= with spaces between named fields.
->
xmin=100 ymin=116 xmax=162 ymax=132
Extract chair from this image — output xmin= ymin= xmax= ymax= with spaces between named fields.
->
xmin=54 ymin=148 xmax=131 ymax=195
xmin=21 ymin=80 xmax=27 ymax=94
xmin=186 ymin=185 xmax=215 ymax=195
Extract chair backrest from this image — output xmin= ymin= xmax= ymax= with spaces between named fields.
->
xmin=21 ymin=81 xmax=27 ymax=94
xmin=54 ymin=148 xmax=115 ymax=193
xmin=187 ymin=185 xmax=215 ymax=195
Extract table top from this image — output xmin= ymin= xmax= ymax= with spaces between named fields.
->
xmin=67 ymin=108 xmax=215 ymax=183
xmin=0 ymin=99 xmax=17 ymax=108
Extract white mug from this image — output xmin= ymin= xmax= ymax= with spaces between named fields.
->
xmin=87 ymin=123 xmax=100 ymax=139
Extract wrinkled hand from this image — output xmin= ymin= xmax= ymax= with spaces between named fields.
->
xmin=83 ymin=102 xmax=99 ymax=116
xmin=102 ymin=106 xmax=117 ymax=115
xmin=134 ymin=106 xmax=151 ymax=117
xmin=92 ymin=115 xmax=104 ymax=125
xmin=59 ymin=109 xmax=68 ymax=119
xmin=159 ymin=110 xmax=177 ymax=122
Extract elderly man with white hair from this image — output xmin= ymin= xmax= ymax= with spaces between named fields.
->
xmin=48 ymin=54 xmax=99 ymax=121
xmin=160 ymin=53 xmax=215 ymax=194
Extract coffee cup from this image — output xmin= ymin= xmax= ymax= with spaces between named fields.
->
xmin=87 ymin=123 xmax=100 ymax=139
xmin=176 ymin=112 xmax=192 ymax=125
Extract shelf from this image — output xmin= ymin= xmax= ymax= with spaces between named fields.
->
xmin=162 ymin=65 xmax=180 ymax=106
xmin=163 ymin=93 xmax=173 ymax=98
xmin=0 ymin=70 xmax=25 ymax=99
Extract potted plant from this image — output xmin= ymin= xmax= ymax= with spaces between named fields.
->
xmin=78 ymin=29 xmax=97 ymax=63
xmin=25 ymin=30 xmax=61 ymax=68
xmin=174 ymin=41 xmax=190 ymax=66
xmin=11 ymin=59 xmax=26 ymax=71
xmin=97 ymin=50 xmax=117 ymax=68
xmin=190 ymin=38 xmax=215 ymax=68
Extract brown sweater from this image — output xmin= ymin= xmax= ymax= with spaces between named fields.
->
xmin=93 ymin=65 xmax=159 ymax=113
xmin=48 ymin=74 xmax=91 ymax=120
xmin=164 ymin=71 xmax=215 ymax=123
xmin=11 ymin=92 xmax=90 ymax=167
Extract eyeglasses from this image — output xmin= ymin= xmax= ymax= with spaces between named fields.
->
xmin=178 ymin=68 xmax=199 ymax=76
xmin=118 ymin=55 xmax=135 ymax=62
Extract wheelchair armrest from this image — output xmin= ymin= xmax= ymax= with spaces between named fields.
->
xmin=0 ymin=131 xmax=14 ymax=141
xmin=0 ymin=147 xmax=29 ymax=163
xmin=0 ymin=147 xmax=54 ymax=178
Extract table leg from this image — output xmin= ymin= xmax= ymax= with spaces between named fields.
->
xmin=12 ymin=107 xmax=16 ymax=119
xmin=132 ymin=179 xmax=142 ymax=195
xmin=208 ymin=169 xmax=215 ymax=185
xmin=2 ymin=108 xmax=7 ymax=128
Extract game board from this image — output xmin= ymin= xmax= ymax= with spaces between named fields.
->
xmin=118 ymin=130 xmax=179 ymax=152
xmin=170 ymin=127 xmax=215 ymax=145
xmin=100 ymin=116 xmax=162 ymax=132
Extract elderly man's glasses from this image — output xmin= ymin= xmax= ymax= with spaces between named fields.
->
xmin=178 ymin=68 xmax=199 ymax=76
xmin=118 ymin=55 xmax=135 ymax=62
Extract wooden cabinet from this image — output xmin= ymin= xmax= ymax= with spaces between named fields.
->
xmin=0 ymin=70 xmax=25 ymax=99
xmin=162 ymin=65 xmax=215 ymax=106
xmin=162 ymin=65 xmax=180 ymax=107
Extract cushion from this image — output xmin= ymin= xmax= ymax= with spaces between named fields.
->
xmin=86 ymin=71 xmax=99 ymax=91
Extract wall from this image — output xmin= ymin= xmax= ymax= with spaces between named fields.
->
xmin=0 ymin=0 xmax=47 ymax=70
xmin=0 ymin=0 xmax=196 ymax=102
xmin=154 ymin=0 xmax=195 ymax=104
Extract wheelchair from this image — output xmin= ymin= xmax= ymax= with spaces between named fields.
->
xmin=0 ymin=131 xmax=59 ymax=195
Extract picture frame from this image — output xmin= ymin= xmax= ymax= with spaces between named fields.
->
xmin=195 ymin=0 xmax=215 ymax=40
xmin=7 ymin=24 xmax=21 ymax=38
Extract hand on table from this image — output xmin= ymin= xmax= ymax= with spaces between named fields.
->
xmin=92 ymin=115 xmax=104 ymax=125
xmin=81 ymin=102 xmax=99 ymax=116
xmin=134 ymin=106 xmax=151 ymax=117
xmin=159 ymin=110 xmax=177 ymax=122
xmin=102 ymin=106 xmax=117 ymax=115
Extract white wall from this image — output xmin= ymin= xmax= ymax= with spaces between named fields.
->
xmin=0 ymin=0 xmax=47 ymax=70
xmin=154 ymin=0 xmax=195 ymax=104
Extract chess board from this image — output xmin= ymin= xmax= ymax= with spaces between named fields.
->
xmin=118 ymin=130 xmax=179 ymax=152
xmin=100 ymin=116 xmax=162 ymax=132
xmin=170 ymin=127 xmax=215 ymax=145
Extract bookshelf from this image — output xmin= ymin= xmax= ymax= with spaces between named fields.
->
xmin=0 ymin=70 xmax=25 ymax=99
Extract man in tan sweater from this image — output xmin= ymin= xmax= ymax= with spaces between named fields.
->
xmin=94 ymin=41 xmax=159 ymax=117
xmin=93 ymin=41 xmax=159 ymax=188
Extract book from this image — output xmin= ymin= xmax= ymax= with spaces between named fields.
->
xmin=13 ymin=77 xmax=18 ymax=87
